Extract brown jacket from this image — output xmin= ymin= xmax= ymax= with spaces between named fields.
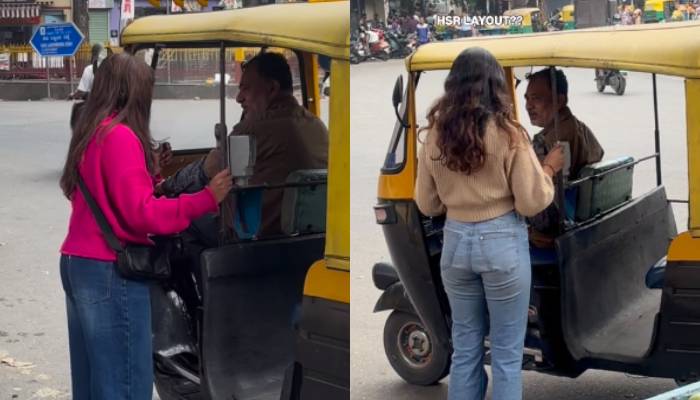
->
xmin=231 ymin=94 xmax=328 ymax=236
xmin=532 ymin=106 xmax=604 ymax=178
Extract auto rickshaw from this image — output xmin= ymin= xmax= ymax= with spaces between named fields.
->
xmin=120 ymin=2 xmax=349 ymax=399
xmin=504 ymin=8 xmax=545 ymax=34
xmin=644 ymin=0 xmax=675 ymax=22
xmin=372 ymin=22 xmax=700 ymax=386
xmin=561 ymin=4 xmax=576 ymax=29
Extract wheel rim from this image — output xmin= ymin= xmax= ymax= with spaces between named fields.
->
xmin=396 ymin=321 xmax=432 ymax=368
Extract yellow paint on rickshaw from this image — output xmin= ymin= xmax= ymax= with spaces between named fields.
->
xmin=668 ymin=232 xmax=700 ymax=261
xmin=323 ymin=58 xmax=350 ymax=271
xmin=303 ymin=260 xmax=350 ymax=304
xmin=377 ymin=71 xmax=417 ymax=199
xmin=302 ymin=53 xmax=321 ymax=117
xmin=687 ymin=79 xmax=700 ymax=238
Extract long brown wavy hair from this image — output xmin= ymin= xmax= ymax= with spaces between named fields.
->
xmin=60 ymin=52 xmax=156 ymax=199
xmin=422 ymin=47 xmax=525 ymax=175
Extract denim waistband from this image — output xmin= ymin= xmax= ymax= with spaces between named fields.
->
xmin=444 ymin=211 xmax=525 ymax=232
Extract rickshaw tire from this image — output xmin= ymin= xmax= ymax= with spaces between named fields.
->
xmin=615 ymin=77 xmax=626 ymax=96
xmin=596 ymin=79 xmax=605 ymax=93
xmin=383 ymin=310 xmax=451 ymax=386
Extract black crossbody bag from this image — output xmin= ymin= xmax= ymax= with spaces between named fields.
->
xmin=77 ymin=176 xmax=180 ymax=281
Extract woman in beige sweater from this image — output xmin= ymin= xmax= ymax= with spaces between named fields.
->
xmin=415 ymin=48 xmax=564 ymax=400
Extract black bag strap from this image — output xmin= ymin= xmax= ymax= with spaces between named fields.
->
xmin=77 ymin=176 xmax=124 ymax=253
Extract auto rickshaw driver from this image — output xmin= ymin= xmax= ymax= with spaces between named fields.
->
xmin=524 ymin=68 xmax=605 ymax=247
xmin=157 ymin=51 xmax=329 ymax=244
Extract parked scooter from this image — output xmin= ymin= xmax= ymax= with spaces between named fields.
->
xmin=595 ymin=69 xmax=627 ymax=95
xmin=366 ymin=27 xmax=391 ymax=61
xmin=385 ymin=30 xmax=412 ymax=59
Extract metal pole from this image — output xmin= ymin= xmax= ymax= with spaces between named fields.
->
xmin=550 ymin=66 xmax=565 ymax=234
xmin=218 ymin=41 xmax=229 ymax=244
xmin=69 ymin=56 xmax=74 ymax=94
xmin=220 ymin=42 xmax=226 ymax=129
xmin=165 ymin=0 xmax=171 ymax=83
xmin=652 ymin=73 xmax=662 ymax=186
xmin=46 ymin=57 xmax=51 ymax=99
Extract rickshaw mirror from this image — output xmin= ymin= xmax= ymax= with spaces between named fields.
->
xmin=392 ymin=75 xmax=409 ymax=128
xmin=228 ymin=135 xmax=256 ymax=183
xmin=392 ymin=75 xmax=404 ymax=109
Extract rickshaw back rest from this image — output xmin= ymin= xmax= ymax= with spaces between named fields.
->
xmin=281 ymin=169 xmax=327 ymax=235
xmin=574 ymin=156 xmax=635 ymax=221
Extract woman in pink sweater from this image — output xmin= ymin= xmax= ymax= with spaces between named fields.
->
xmin=415 ymin=48 xmax=564 ymax=400
xmin=59 ymin=53 xmax=232 ymax=399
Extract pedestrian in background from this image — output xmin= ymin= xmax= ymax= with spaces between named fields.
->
xmin=58 ymin=52 xmax=232 ymax=399
xmin=69 ymin=43 xmax=106 ymax=101
xmin=415 ymin=47 xmax=564 ymax=400
xmin=416 ymin=17 xmax=431 ymax=46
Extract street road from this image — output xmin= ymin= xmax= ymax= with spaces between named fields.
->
xmin=350 ymin=59 xmax=688 ymax=400
xmin=0 ymin=98 xmax=245 ymax=399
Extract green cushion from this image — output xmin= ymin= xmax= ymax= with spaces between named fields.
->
xmin=281 ymin=169 xmax=327 ymax=235
xmin=575 ymin=156 xmax=635 ymax=221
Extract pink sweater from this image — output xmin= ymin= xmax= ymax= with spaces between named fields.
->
xmin=61 ymin=120 xmax=218 ymax=261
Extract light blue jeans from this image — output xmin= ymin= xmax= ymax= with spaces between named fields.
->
xmin=60 ymin=255 xmax=153 ymax=400
xmin=440 ymin=212 xmax=531 ymax=400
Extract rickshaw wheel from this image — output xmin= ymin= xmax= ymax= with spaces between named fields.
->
xmin=596 ymin=79 xmax=605 ymax=93
xmin=383 ymin=310 xmax=450 ymax=386
xmin=614 ymin=76 xmax=626 ymax=96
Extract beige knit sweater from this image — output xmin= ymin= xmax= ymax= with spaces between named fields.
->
xmin=415 ymin=119 xmax=555 ymax=222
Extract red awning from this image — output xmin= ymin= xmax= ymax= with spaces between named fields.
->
xmin=0 ymin=3 xmax=41 ymax=25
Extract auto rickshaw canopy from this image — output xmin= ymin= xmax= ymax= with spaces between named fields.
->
xmin=120 ymin=1 xmax=350 ymax=60
xmin=407 ymin=21 xmax=700 ymax=77
xmin=504 ymin=7 xmax=540 ymax=25
xmin=644 ymin=0 xmax=673 ymax=12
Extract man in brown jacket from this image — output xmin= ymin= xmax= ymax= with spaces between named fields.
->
xmin=159 ymin=52 xmax=328 ymax=240
xmin=524 ymin=68 xmax=604 ymax=244
xmin=525 ymin=68 xmax=604 ymax=177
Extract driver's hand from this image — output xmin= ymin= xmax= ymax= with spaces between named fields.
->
xmin=543 ymin=144 xmax=565 ymax=175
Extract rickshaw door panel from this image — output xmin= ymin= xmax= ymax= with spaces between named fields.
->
xmin=556 ymin=187 xmax=676 ymax=363
xmin=198 ymin=234 xmax=324 ymax=400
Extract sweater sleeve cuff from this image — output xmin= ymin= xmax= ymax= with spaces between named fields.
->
xmin=202 ymin=186 xmax=220 ymax=213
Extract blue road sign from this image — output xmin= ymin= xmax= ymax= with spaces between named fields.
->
xmin=29 ymin=23 xmax=85 ymax=57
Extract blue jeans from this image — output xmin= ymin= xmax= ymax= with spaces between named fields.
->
xmin=440 ymin=212 xmax=531 ymax=400
xmin=60 ymin=255 xmax=153 ymax=400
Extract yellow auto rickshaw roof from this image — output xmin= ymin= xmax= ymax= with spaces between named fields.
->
xmin=503 ymin=7 xmax=540 ymax=16
xmin=121 ymin=1 xmax=349 ymax=59
xmin=408 ymin=21 xmax=700 ymax=77
xmin=644 ymin=0 xmax=672 ymax=8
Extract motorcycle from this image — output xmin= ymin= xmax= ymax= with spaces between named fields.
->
xmin=385 ymin=30 xmax=412 ymax=59
xmin=595 ymin=69 xmax=627 ymax=95
xmin=366 ymin=28 xmax=391 ymax=61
